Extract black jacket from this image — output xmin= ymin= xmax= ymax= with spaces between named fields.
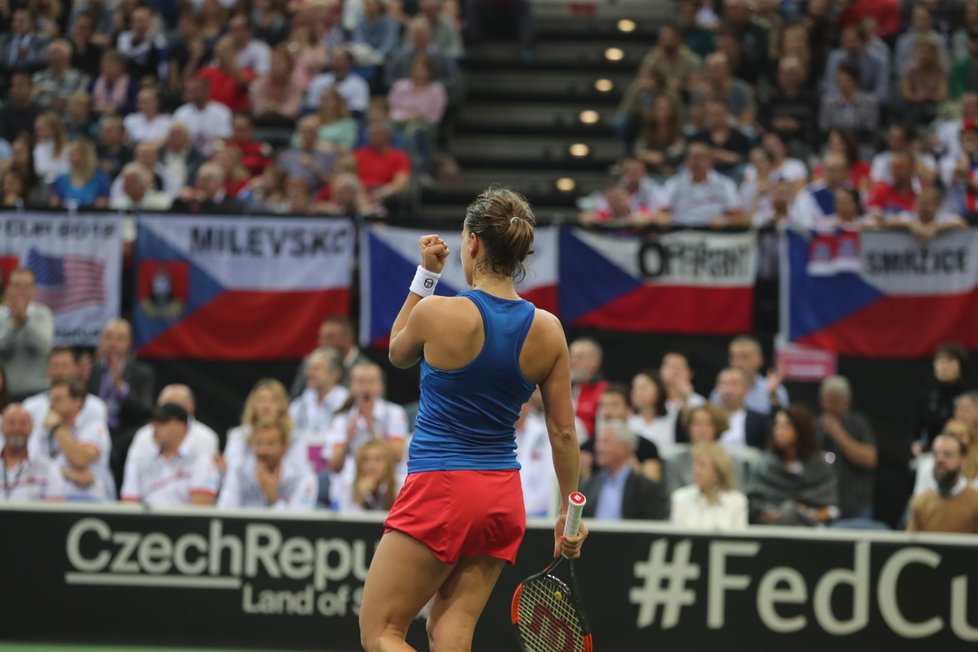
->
xmin=580 ymin=469 xmax=668 ymax=521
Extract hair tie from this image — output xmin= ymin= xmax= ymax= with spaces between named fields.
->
xmin=510 ymin=216 xmax=521 ymax=225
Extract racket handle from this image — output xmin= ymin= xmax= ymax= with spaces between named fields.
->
xmin=563 ymin=492 xmax=587 ymax=537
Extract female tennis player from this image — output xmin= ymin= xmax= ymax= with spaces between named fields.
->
xmin=359 ymin=187 xmax=587 ymax=651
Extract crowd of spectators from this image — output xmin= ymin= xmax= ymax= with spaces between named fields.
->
xmin=0 ymin=0 xmax=492 ymax=218
xmin=2 ymin=265 xmax=977 ymax=534
xmin=582 ymin=0 xmax=978 ymax=242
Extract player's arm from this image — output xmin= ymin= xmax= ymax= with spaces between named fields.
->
xmin=389 ymin=234 xmax=449 ymax=368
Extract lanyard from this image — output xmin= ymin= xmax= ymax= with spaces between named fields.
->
xmin=2 ymin=460 xmax=27 ymax=499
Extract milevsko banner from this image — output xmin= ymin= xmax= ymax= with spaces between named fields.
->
xmin=2 ymin=505 xmax=977 ymax=651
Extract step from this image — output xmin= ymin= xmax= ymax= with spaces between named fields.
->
xmin=468 ymin=40 xmax=648 ymax=67
xmin=456 ymin=102 xmax=619 ymax=135
xmin=462 ymin=69 xmax=635 ymax=104
xmin=449 ymin=134 xmax=620 ymax=169
xmin=423 ymin=167 xmax=612 ymax=204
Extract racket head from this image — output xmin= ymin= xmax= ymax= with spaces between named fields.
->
xmin=512 ymin=560 xmax=592 ymax=652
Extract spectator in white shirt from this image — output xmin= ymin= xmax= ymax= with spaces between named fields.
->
xmin=671 ymin=441 xmax=748 ymax=530
xmin=32 ymin=112 xmax=70 ymax=184
xmin=228 ymin=13 xmax=271 ymax=76
xmin=658 ymin=141 xmax=744 ymax=227
xmin=515 ymin=390 xmax=557 ymax=517
xmin=305 ymin=46 xmax=370 ymax=116
xmin=713 ymin=367 xmax=769 ymax=451
xmin=289 ymin=347 xmax=350 ymax=473
xmin=335 ymin=439 xmax=399 ymax=513
xmin=223 ymin=378 xmax=304 ymax=474
xmin=158 ymin=122 xmax=206 ymax=197
xmin=628 ymin=370 xmax=674 ymax=449
xmin=217 ymin=420 xmax=318 ymax=511
xmin=123 ymin=88 xmax=172 ymax=145
xmin=43 ymin=379 xmax=114 ymax=501
xmin=125 ymin=384 xmax=219 ymax=471
xmin=173 ymin=76 xmax=232 ymax=155
xmin=659 ymin=352 xmax=706 ymax=432
xmin=290 ymin=315 xmax=371 ymax=396
xmin=109 ymin=162 xmax=172 ymax=213
xmin=120 ymin=403 xmax=219 ymax=507
xmin=0 ymin=404 xmax=59 ymax=502
xmin=710 ymin=335 xmax=788 ymax=415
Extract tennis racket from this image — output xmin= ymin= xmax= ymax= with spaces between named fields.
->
xmin=512 ymin=491 xmax=592 ymax=652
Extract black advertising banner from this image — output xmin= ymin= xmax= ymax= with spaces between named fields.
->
xmin=2 ymin=505 xmax=977 ymax=651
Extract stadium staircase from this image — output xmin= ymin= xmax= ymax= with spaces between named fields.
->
xmin=419 ymin=1 xmax=670 ymax=221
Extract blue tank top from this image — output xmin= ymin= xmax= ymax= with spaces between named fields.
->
xmin=408 ymin=289 xmax=537 ymax=473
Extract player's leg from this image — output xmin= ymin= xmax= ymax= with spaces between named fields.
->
xmin=360 ymin=530 xmax=456 ymax=652
xmin=425 ymin=555 xmax=506 ymax=652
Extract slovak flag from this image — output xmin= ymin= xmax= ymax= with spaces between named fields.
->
xmin=26 ymin=248 xmax=106 ymax=314
xmin=359 ymin=225 xmax=558 ymax=347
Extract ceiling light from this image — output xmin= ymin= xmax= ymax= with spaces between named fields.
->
xmin=604 ymin=47 xmax=625 ymax=62
xmin=579 ymin=110 xmax=600 ymax=125
xmin=556 ymin=178 xmax=577 ymax=192
xmin=569 ymin=144 xmax=590 ymax=157
xmin=594 ymin=79 xmax=614 ymax=92
xmin=617 ymin=19 xmax=636 ymax=33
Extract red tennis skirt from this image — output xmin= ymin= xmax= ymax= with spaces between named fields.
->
xmin=384 ymin=469 xmax=526 ymax=565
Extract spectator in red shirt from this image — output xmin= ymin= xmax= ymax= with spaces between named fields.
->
xmin=353 ymin=120 xmax=411 ymax=205
xmin=838 ymin=0 xmax=901 ymax=40
xmin=228 ymin=114 xmax=272 ymax=176
xmin=867 ymin=151 xmax=919 ymax=221
xmin=197 ymin=37 xmax=255 ymax=114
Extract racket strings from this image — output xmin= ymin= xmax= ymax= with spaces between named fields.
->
xmin=516 ymin=574 xmax=587 ymax=652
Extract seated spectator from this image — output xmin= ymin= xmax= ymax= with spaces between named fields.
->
xmin=165 ymin=12 xmax=206 ymax=103
xmin=116 ymin=7 xmax=166 ymax=83
xmin=251 ymin=0 xmax=289 ymax=45
xmin=285 ymin=23 xmax=328 ymax=89
xmin=884 ymin=185 xmax=966 ymax=243
xmin=290 ymin=316 xmax=370 ymax=397
xmin=633 ymin=95 xmax=686 ymax=177
xmin=353 ymin=0 xmax=400 ymax=65
xmin=49 ymin=140 xmax=110 ymax=209
xmin=228 ymin=115 xmax=272 ymax=177
xmin=385 ymin=18 xmax=458 ymax=95
xmin=659 ymin=351 xmax=706 ymax=431
xmin=327 ymin=362 xmax=407 ymax=505
xmin=900 ymin=35 xmax=949 ymax=125
xmin=278 ymin=116 xmax=338 ymax=193
xmin=224 ymin=379 xmax=301 ymax=473
xmin=712 ymin=367 xmax=769 ymax=451
xmin=243 ymin=164 xmax=290 ymax=212
xmin=568 ymin=337 xmax=608 ymax=439
xmin=172 ymin=162 xmax=245 ymax=213
xmin=739 ymin=147 xmax=775 ymax=221
xmin=86 ymin=318 xmax=156 ymax=484
xmin=813 ymin=129 xmax=871 ymax=193
xmin=742 ymin=132 xmax=807 ymax=192
xmin=317 ymin=171 xmax=384 ymax=217
xmin=594 ymin=385 xmax=661 ymax=483
xmin=197 ymin=38 xmax=255 ymax=114
xmin=228 ymin=13 xmax=271 ymax=76
xmin=158 ymin=122 xmax=206 ymax=197
xmin=95 ymin=116 xmax=132 ymax=181
xmin=91 ymin=50 xmax=136 ymax=116
xmin=306 ymin=46 xmax=370 ymax=117
xmin=68 ymin=14 xmax=104 ymax=79
xmin=251 ymin=46 xmax=303 ymax=127
xmin=819 ymin=64 xmax=879 ymax=143
xmin=0 ymin=269 xmax=53 ymax=400
xmin=915 ymin=418 xmax=978 ymax=496
xmin=955 ymin=391 xmax=978 ymax=438
xmin=419 ymin=0 xmax=464 ymax=59
xmin=120 ymin=403 xmax=219 ymax=506
xmin=866 ymin=151 xmax=920 ymax=222
xmin=289 ymin=347 xmax=351 ymax=473
xmin=0 ymin=170 xmax=29 ymax=209
xmin=109 ymin=143 xmax=168 ymax=204
xmin=210 ymin=144 xmax=252 ymax=198
xmin=0 ymin=72 xmax=42 ymax=143
xmin=908 ymin=433 xmax=978 ymax=534
xmin=748 ymin=405 xmax=838 ymax=526
xmin=870 ymin=124 xmax=937 ymax=187
xmin=579 ymin=419 xmax=668 ymax=521
xmin=913 ymin=343 xmax=971 ymax=456
xmin=311 ymin=87 xmax=358 ymax=153
xmin=173 ymin=76 xmax=233 ymax=155
xmin=354 ymin=121 xmax=411 ymax=205
xmin=335 ymin=440 xmax=400 ymax=512
xmin=388 ymin=54 xmax=447 ymax=179
xmin=689 ymin=52 xmax=755 ymax=128
xmin=750 ymin=177 xmax=802 ymax=228
xmin=23 ymin=347 xmax=108 ymax=448
xmin=762 ymin=55 xmax=816 ymax=155
xmin=628 ymin=370 xmax=673 ymax=449
xmin=641 ymin=22 xmax=701 ymax=97
xmin=951 ymin=32 xmax=978 ymax=101
xmin=615 ymin=64 xmax=670 ymax=157
xmin=43 ymin=379 xmax=115 ymax=501
xmin=32 ymin=112 xmax=69 ymax=185
xmin=895 ymin=5 xmax=948 ymax=75
xmin=0 ymin=404 xmax=59 ymax=502
xmin=658 ymin=141 xmax=744 ymax=227
xmin=515 ymin=390 xmax=558 ymax=517
xmin=5 ymin=136 xmax=39 ymax=203
xmin=816 ymin=376 xmax=878 ymax=524
xmin=125 ymin=384 xmax=220 ymax=467
xmin=719 ymin=0 xmax=769 ymax=82
xmin=694 ymin=99 xmax=752 ymax=179
xmin=217 ymin=420 xmax=318 ymax=510
xmin=0 ymin=8 xmax=50 ymax=74
xmin=671 ymin=442 xmax=748 ymax=530
xmin=123 ymin=88 xmax=172 ymax=145
xmin=579 ymin=184 xmax=655 ymax=226
xmin=943 ymin=119 xmax=978 ymax=220
xmin=281 ymin=175 xmax=316 ymax=214
xmin=668 ymin=404 xmax=741 ymax=494
xmin=110 ymin=164 xmax=171 ymax=216
xmin=817 ymin=187 xmax=872 ymax=231
xmin=823 ymin=25 xmax=889 ymax=102
xmin=64 ymin=91 xmax=96 ymax=140
xmin=677 ymin=0 xmax=714 ymax=57
xmin=793 ymin=152 xmax=853 ymax=225
xmin=712 ymin=335 xmax=788 ymax=415
xmin=32 ymin=40 xmax=89 ymax=113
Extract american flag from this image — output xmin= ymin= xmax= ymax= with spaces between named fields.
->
xmin=26 ymin=249 xmax=106 ymax=314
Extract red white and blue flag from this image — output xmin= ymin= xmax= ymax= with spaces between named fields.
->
xmin=0 ymin=213 xmax=121 ymax=346
xmin=784 ymin=229 xmax=978 ymax=357
xmin=360 ymin=225 xmax=558 ymax=347
xmin=560 ymin=228 xmax=757 ymax=334
xmin=134 ymin=215 xmax=355 ymax=360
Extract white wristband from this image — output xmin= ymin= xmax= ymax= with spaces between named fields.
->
xmin=409 ymin=265 xmax=441 ymax=297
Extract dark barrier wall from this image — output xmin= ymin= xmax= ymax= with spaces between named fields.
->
xmin=3 ymin=505 xmax=977 ymax=651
